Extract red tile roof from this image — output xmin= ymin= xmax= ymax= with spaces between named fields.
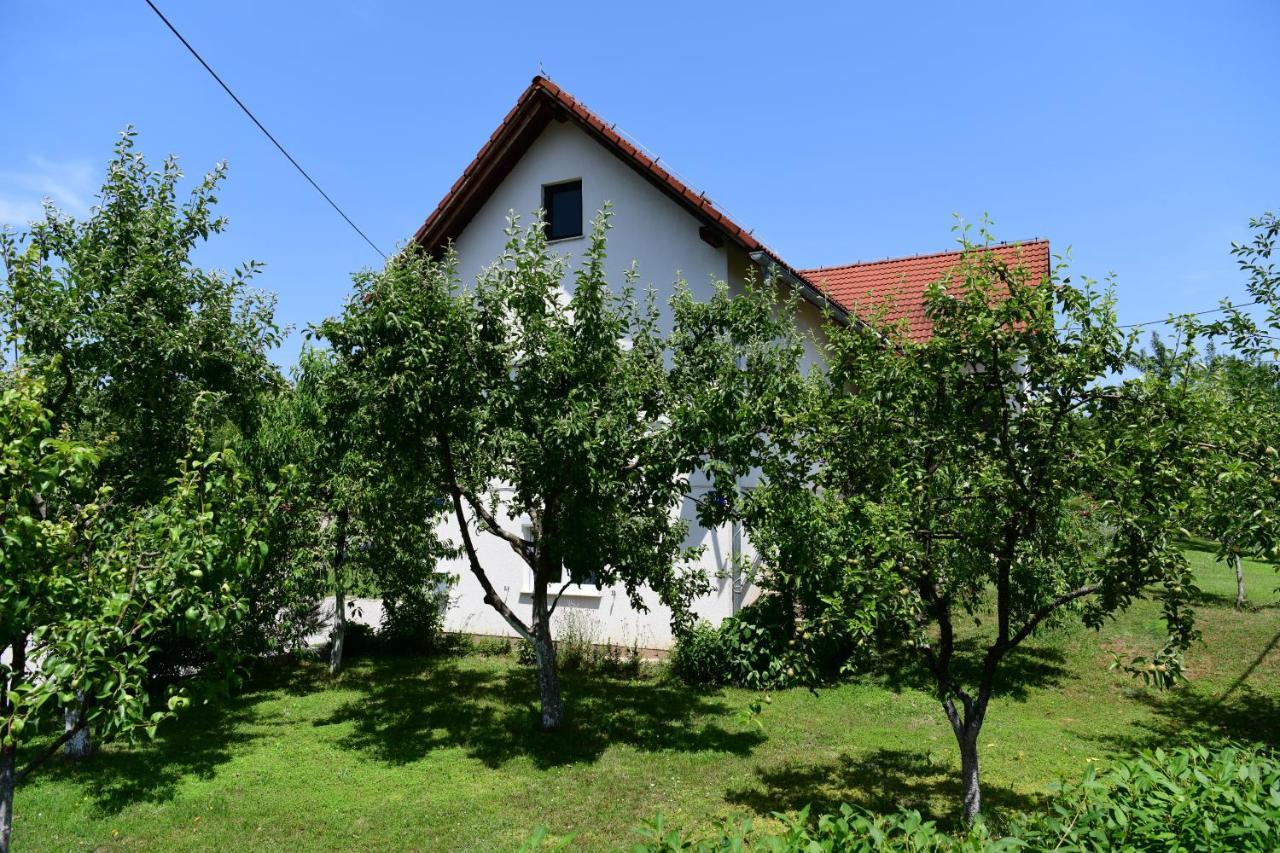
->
xmin=412 ymin=77 xmax=1049 ymax=341
xmin=801 ymin=241 xmax=1052 ymax=343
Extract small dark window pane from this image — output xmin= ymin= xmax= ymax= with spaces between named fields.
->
xmin=564 ymin=553 xmax=599 ymax=588
xmin=543 ymin=180 xmax=582 ymax=241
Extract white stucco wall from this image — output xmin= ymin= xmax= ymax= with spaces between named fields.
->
xmin=451 ymin=120 xmax=731 ymax=330
xmin=440 ymin=120 xmax=827 ymax=649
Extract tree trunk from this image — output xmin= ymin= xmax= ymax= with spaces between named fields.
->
xmin=1233 ymin=553 xmax=1247 ymax=611
xmin=956 ymin=723 xmax=982 ymax=824
xmin=329 ymin=508 xmax=350 ymax=677
xmin=63 ymin=694 xmax=91 ymax=761
xmin=1 ymin=635 xmax=26 ymax=853
xmin=0 ymin=744 xmax=14 ymax=853
xmin=530 ymin=582 xmax=564 ymax=732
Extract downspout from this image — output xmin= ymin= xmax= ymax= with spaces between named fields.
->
xmin=730 ymin=515 xmax=742 ymax=615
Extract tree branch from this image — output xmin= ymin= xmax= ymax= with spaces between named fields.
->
xmin=545 ymin=578 xmax=574 ymax=620
xmin=1008 ymin=584 xmax=1102 ymax=649
xmin=437 ymin=434 xmax=533 ymax=642
xmin=15 ymin=709 xmax=89 ymax=784
xmin=463 ymin=490 xmax=532 ymax=564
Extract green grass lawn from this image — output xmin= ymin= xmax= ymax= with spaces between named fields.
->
xmin=17 ymin=547 xmax=1280 ymax=851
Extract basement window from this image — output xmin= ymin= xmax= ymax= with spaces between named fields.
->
xmin=542 ymin=179 xmax=583 ymax=241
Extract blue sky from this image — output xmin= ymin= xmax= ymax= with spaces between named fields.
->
xmin=4 ymin=1 xmax=1278 ymax=365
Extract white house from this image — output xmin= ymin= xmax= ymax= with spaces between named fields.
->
xmin=408 ymin=76 xmax=1050 ymax=650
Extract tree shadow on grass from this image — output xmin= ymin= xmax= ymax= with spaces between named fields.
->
xmin=725 ymin=747 xmax=1042 ymax=830
xmin=29 ymin=661 xmax=314 ymax=816
xmin=1092 ymin=625 xmax=1280 ymax=754
xmin=1189 ymin=587 xmax=1280 ymax=611
xmin=314 ymin=657 xmax=765 ymax=769
xmin=865 ymin=640 xmax=1071 ymax=703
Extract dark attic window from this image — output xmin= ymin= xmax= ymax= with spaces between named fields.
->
xmin=542 ymin=180 xmax=583 ymax=241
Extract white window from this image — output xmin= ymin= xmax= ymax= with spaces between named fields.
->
xmin=521 ymin=523 xmax=602 ymax=597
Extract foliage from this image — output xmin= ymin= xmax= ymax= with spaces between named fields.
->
xmin=1190 ymin=215 xmax=1280 ymax=579
xmin=328 ymin=621 xmax=378 ymax=658
xmin=1 ymin=374 xmax=275 ymax=851
xmin=315 ymin=207 xmax=792 ymax=729
xmin=1195 ymin=211 xmax=1280 ymax=360
xmin=1010 ymin=743 xmax=1280 ymax=851
xmin=1133 ymin=218 xmax=1280 ymax=607
xmin=669 ymin=599 xmax=846 ymax=691
xmin=2 ymin=384 xmax=274 ymax=743
xmin=378 ymin=580 xmax=451 ymax=655
xmin=630 ymin=806 xmax=1003 ymax=852
xmin=624 ymin=744 xmax=1280 ymax=851
xmin=245 ymin=345 xmax=453 ymax=674
xmin=1127 ymin=215 xmax=1280 ymax=609
xmin=0 ymin=128 xmax=282 ymax=505
xmin=669 ymin=621 xmax=730 ymax=688
xmin=0 ymin=130 xmax=297 ymax=679
xmin=1187 ymin=351 xmax=1279 ymax=606
xmin=469 ymin=636 xmax=516 ymax=657
xmin=742 ymin=223 xmax=1211 ymax=820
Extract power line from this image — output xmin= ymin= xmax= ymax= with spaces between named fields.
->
xmin=142 ymin=0 xmax=387 ymax=260
xmin=1118 ymin=298 xmax=1264 ymax=330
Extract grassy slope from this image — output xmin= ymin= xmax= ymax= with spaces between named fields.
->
xmin=18 ymin=549 xmax=1279 ymax=851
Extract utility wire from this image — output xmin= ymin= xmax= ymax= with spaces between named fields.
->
xmin=1118 ymin=298 xmax=1264 ymax=330
xmin=142 ymin=0 xmax=387 ymax=259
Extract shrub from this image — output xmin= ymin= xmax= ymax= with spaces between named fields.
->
xmin=669 ymin=596 xmax=852 ymax=690
xmin=378 ymin=580 xmax=449 ymax=654
xmin=339 ymin=621 xmax=379 ymax=657
xmin=632 ymin=806 xmax=1004 ymax=852
xmin=668 ymin=620 xmax=729 ymax=687
xmin=471 ymin=636 xmax=515 ymax=657
xmin=1012 ymin=742 xmax=1280 ymax=850
xmin=516 ymin=638 xmax=539 ymax=665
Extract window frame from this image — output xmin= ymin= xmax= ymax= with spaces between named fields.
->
xmin=541 ymin=179 xmax=584 ymax=242
xmin=520 ymin=522 xmax=603 ymax=597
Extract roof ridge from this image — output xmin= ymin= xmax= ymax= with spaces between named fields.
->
xmin=802 ymin=238 xmax=1050 ymax=274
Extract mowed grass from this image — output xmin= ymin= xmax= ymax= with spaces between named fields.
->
xmin=18 ymin=547 xmax=1280 ymax=851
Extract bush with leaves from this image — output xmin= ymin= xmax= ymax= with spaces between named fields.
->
xmin=1011 ymin=743 xmax=1280 ymax=851
xmin=669 ymin=597 xmax=849 ymax=691
xmin=668 ymin=621 xmax=730 ymax=687
xmin=630 ymin=806 xmax=1004 ymax=852
xmin=0 ymin=375 xmax=275 ymax=853
xmin=378 ymin=581 xmax=451 ymax=655
xmin=0 ymin=129 xmax=282 ymax=505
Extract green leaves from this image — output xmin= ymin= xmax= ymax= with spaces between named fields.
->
xmin=0 ymin=128 xmax=283 ymax=507
xmin=318 ymin=208 xmax=777 ymax=631
xmin=2 ymin=378 xmax=273 ymax=765
xmin=1011 ymin=743 xmax=1280 ymax=850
